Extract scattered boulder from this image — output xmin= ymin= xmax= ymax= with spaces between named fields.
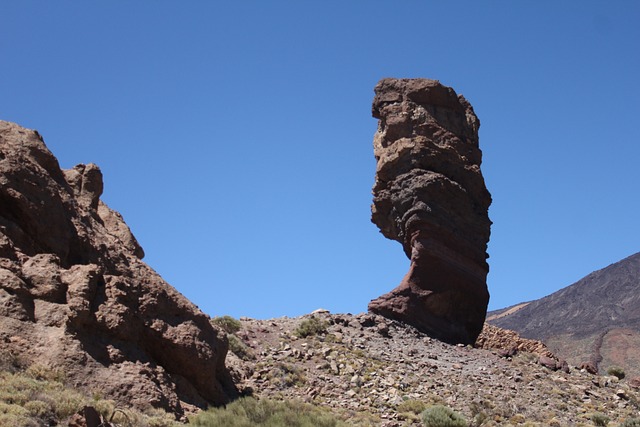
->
xmin=0 ymin=121 xmax=237 ymax=416
xmin=580 ymin=361 xmax=599 ymax=375
xmin=367 ymin=78 xmax=492 ymax=345
xmin=538 ymin=355 xmax=570 ymax=373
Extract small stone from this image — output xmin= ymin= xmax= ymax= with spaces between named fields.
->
xmin=616 ymin=389 xmax=628 ymax=400
xmin=377 ymin=323 xmax=390 ymax=337
xmin=350 ymin=374 xmax=363 ymax=387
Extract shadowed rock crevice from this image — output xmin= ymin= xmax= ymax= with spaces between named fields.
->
xmin=368 ymin=78 xmax=492 ymax=345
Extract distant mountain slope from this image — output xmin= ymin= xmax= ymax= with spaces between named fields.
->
xmin=488 ymin=252 xmax=640 ymax=378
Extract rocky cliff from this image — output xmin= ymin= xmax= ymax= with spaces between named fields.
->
xmin=0 ymin=121 xmax=237 ymax=417
xmin=368 ymin=78 xmax=492 ymax=345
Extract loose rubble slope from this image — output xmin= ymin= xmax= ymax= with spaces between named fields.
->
xmin=227 ymin=311 xmax=640 ymax=426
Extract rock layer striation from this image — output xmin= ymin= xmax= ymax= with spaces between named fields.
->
xmin=368 ymin=78 xmax=492 ymax=345
xmin=0 ymin=121 xmax=237 ymax=416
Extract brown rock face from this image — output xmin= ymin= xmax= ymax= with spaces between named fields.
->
xmin=368 ymin=78 xmax=492 ymax=345
xmin=0 ymin=121 xmax=237 ymax=416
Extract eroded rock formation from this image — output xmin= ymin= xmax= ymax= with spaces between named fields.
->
xmin=368 ymin=78 xmax=492 ymax=345
xmin=0 ymin=121 xmax=237 ymax=416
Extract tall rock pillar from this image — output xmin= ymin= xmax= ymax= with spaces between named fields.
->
xmin=368 ymin=78 xmax=492 ymax=345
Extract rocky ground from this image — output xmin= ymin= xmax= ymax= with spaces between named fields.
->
xmin=225 ymin=310 xmax=640 ymax=426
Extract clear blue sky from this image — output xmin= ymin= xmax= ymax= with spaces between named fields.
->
xmin=2 ymin=2 xmax=639 ymax=319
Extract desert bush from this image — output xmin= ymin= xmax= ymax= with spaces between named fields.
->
xmin=211 ymin=315 xmax=242 ymax=334
xmin=294 ymin=317 xmax=328 ymax=338
xmin=621 ymin=418 xmax=640 ymax=427
xmin=0 ymin=366 xmax=180 ymax=427
xmin=397 ymin=398 xmax=427 ymax=415
xmin=468 ymin=399 xmax=492 ymax=426
xmin=606 ymin=366 xmax=625 ymax=380
xmin=190 ymin=396 xmax=346 ymax=427
xmin=266 ymin=363 xmax=305 ymax=389
xmin=92 ymin=397 xmax=116 ymax=420
xmin=52 ymin=389 xmax=86 ymax=419
xmin=421 ymin=404 xmax=467 ymax=427
xmin=23 ymin=400 xmax=52 ymax=418
xmin=25 ymin=363 xmax=65 ymax=382
xmin=106 ymin=407 xmax=177 ymax=427
xmin=590 ymin=412 xmax=610 ymax=426
xmin=228 ymin=334 xmax=255 ymax=360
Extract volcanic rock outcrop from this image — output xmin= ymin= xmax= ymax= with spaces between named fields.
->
xmin=0 ymin=121 xmax=237 ymax=416
xmin=368 ymin=78 xmax=492 ymax=345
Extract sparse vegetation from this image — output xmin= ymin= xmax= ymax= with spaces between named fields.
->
xmin=397 ymin=398 xmax=427 ymax=415
xmin=606 ymin=366 xmax=625 ymax=380
xmin=294 ymin=316 xmax=328 ymax=338
xmin=228 ymin=334 xmax=255 ymax=360
xmin=396 ymin=399 xmax=427 ymax=422
xmin=266 ymin=363 xmax=306 ymax=389
xmin=591 ymin=412 xmax=610 ymax=426
xmin=210 ymin=316 xmax=255 ymax=360
xmin=0 ymin=355 xmax=180 ymax=427
xmin=621 ymin=418 xmax=640 ymax=427
xmin=421 ymin=404 xmax=467 ymax=427
xmin=189 ymin=396 xmax=347 ymax=427
xmin=211 ymin=315 xmax=243 ymax=334
xmin=469 ymin=400 xmax=491 ymax=426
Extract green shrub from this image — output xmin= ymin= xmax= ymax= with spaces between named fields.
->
xmin=294 ymin=317 xmax=327 ymax=338
xmin=25 ymin=364 xmax=65 ymax=382
xmin=0 ymin=366 xmax=180 ymax=427
xmin=606 ymin=366 xmax=625 ymax=380
xmin=52 ymin=389 xmax=85 ymax=419
xmin=590 ymin=412 xmax=610 ymax=426
xmin=228 ymin=335 xmax=255 ymax=360
xmin=211 ymin=315 xmax=242 ymax=334
xmin=23 ymin=400 xmax=52 ymax=418
xmin=189 ymin=397 xmax=346 ymax=427
xmin=421 ymin=405 xmax=467 ymax=427
xmin=397 ymin=399 xmax=427 ymax=415
xmin=621 ymin=418 xmax=640 ymax=427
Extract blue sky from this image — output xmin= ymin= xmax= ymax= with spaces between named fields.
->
xmin=2 ymin=2 xmax=639 ymax=319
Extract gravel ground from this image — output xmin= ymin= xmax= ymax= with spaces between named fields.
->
xmin=225 ymin=311 xmax=640 ymax=426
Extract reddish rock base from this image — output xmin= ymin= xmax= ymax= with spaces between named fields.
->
xmin=369 ymin=228 xmax=489 ymax=345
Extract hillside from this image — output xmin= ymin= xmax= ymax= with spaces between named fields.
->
xmin=488 ymin=252 xmax=640 ymax=379
xmin=221 ymin=311 xmax=640 ymax=426
xmin=4 ymin=311 xmax=640 ymax=425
